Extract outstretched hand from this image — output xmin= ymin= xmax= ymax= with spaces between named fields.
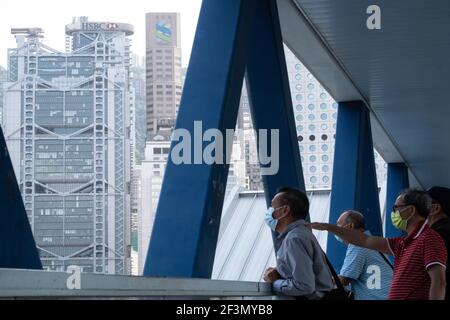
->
xmin=307 ymin=222 xmax=332 ymax=231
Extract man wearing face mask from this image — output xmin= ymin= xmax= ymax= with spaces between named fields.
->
xmin=310 ymin=189 xmax=447 ymax=300
xmin=426 ymin=186 xmax=450 ymax=300
xmin=335 ymin=210 xmax=393 ymax=300
xmin=262 ymin=187 xmax=334 ymax=300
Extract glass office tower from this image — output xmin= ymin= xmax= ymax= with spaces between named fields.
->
xmin=3 ymin=17 xmax=133 ymax=274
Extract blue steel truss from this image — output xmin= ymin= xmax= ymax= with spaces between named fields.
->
xmin=0 ymin=127 xmax=42 ymax=269
xmin=327 ymin=101 xmax=383 ymax=271
xmin=144 ymin=0 xmax=305 ymax=278
xmin=385 ymin=163 xmax=409 ymax=238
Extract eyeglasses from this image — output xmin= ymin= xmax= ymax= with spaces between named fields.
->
xmin=392 ymin=204 xmax=410 ymax=212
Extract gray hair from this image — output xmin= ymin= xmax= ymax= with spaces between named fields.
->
xmin=401 ymin=189 xmax=431 ymax=218
xmin=344 ymin=210 xmax=366 ymax=230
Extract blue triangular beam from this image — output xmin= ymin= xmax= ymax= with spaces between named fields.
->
xmin=0 ymin=126 xmax=42 ymax=269
xmin=144 ymin=0 xmax=305 ymax=278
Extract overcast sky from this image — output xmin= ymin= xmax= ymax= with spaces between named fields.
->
xmin=0 ymin=0 xmax=203 ymax=67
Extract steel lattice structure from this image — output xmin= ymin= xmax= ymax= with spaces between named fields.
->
xmin=3 ymin=19 xmax=133 ymax=274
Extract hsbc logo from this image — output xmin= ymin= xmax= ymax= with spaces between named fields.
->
xmin=82 ymin=22 xmax=119 ymax=31
xmin=106 ymin=23 xmax=118 ymax=29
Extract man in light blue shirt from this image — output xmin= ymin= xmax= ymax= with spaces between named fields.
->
xmin=336 ymin=210 xmax=393 ymax=300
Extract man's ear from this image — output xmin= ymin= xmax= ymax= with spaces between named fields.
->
xmin=430 ymin=203 xmax=441 ymax=216
xmin=408 ymin=205 xmax=417 ymax=216
xmin=282 ymin=205 xmax=290 ymax=218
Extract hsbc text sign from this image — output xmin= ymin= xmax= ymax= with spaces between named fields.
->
xmin=81 ymin=22 xmax=118 ymax=31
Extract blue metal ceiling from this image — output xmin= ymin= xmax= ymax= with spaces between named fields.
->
xmin=285 ymin=0 xmax=450 ymax=188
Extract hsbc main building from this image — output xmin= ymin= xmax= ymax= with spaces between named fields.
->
xmin=3 ymin=17 xmax=134 ymax=274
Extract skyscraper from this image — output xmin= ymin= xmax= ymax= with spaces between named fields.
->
xmin=0 ymin=65 xmax=7 ymax=124
xmin=137 ymin=12 xmax=183 ymax=273
xmin=130 ymin=55 xmax=147 ymax=164
xmin=285 ymin=46 xmax=387 ymax=189
xmin=284 ymin=45 xmax=337 ymax=190
xmin=129 ymin=54 xmax=146 ymax=273
xmin=138 ymin=133 xmax=170 ymax=274
xmin=130 ymin=164 xmax=141 ymax=275
xmin=242 ymin=45 xmax=387 ymax=190
xmin=3 ymin=17 xmax=133 ymax=274
xmin=145 ymin=13 xmax=183 ymax=136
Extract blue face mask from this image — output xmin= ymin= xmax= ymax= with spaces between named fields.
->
xmin=265 ymin=207 xmax=284 ymax=231
xmin=334 ymin=234 xmax=344 ymax=244
xmin=334 ymin=223 xmax=350 ymax=244
xmin=265 ymin=207 xmax=278 ymax=231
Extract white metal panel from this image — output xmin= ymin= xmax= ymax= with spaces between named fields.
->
xmin=213 ymin=187 xmax=386 ymax=282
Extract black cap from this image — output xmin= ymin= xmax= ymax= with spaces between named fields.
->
xmin=426 ymin=186 xmax=450 ymax=216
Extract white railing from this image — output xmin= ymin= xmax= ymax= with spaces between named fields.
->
xmin=0 ymin=269 xmax=275 ymax=299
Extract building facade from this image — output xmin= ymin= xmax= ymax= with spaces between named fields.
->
xmin=137 ymin=133 xmax=170 ymax=274
xmin=145 ymin=13 xmax=183 ymax=136
xmin=137 ymin=12 xmax=184 ymax=274
xmin=130 ymin=164 xmax=141 ymax=275
xmin=0 ymin=66 xmax=7 ymax=124
xmin=242 ymin=45 xmax=387 ymax=190
xmin=129 ymin=54 xmax=146 ymax=273
xmin=3 ymin=17 xmax=133 ymax=274
xmin=130 ymin=55 xmax=147 ymax=165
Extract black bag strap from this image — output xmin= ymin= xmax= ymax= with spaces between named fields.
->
xmin=321 ymin=251 xmax=345 ymax=291
xmin=378 ymin=251 xmax=394 ymax=270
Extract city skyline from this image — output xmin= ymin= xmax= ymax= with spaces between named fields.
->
xmin=0 ymin=7 xmax=388 ymax=278
xmin=0 ymin=0 xmax=202 ymax=68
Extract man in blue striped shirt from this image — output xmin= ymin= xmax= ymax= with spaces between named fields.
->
xmin=335 ymin=210 xmax=393 ymax=300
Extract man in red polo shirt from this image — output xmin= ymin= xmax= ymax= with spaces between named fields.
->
xmin=310 ymin=189 xmax=447 ymax=300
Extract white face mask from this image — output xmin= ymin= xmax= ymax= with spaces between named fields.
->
xmin=334 ymin=222 xmax=351 ymax=244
